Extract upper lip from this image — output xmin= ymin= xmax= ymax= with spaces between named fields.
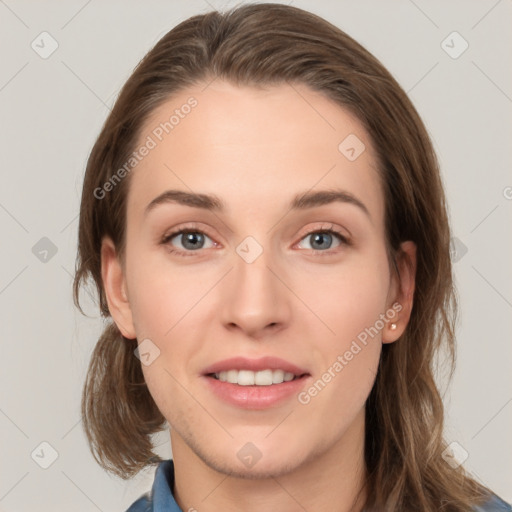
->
xmin=202 ymin=356 xmax=309 ymax=376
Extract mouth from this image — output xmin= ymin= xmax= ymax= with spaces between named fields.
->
xmin=201 ymin=356 xmax=310 ymax=384
xmin=207 ymin=369 xmax=308 ymax=386
xmin=201 ymin=356 xmax=311 ymax=409
xmin=206 ymin=368 xmax=309 ymax=386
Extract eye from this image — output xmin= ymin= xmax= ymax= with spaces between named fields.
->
xmin=296 ymin=226 xmax=349 ymax=253
xmin=161 ymin=223 xmax=350 ymax=258
xmin=161 ymin=228 xmax=216 ymax=257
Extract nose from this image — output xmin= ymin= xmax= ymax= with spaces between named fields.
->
xmin=220 ymin=246 xmax=291 ymax=338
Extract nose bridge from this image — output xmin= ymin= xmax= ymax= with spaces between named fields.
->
xmin=220 ymin=236 xmax=290 ymax=335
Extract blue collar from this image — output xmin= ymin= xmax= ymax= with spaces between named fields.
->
xmin=126 ymin=459 xmax=511 ymax=512
xmin=126 ymin=459 xmax=182 ymax=512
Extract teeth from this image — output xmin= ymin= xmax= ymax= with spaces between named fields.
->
xmin=226 ymin=369 xmax=238 ymax=384
xmin=213 ymin=369 xmax=298 ymax=386
xmin=238 ymin=370 xmax=255 ymax=386
xmin=272 ymin=369 xmax=284 ymax=383
xmin=254 ymin=369 xmax=272 ymax=385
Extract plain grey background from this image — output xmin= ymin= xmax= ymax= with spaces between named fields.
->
xmin=0 ymin=0 xmax=511 ymax=510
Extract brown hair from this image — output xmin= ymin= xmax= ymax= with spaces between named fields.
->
xmin=74 ymin=3 xmax=496 ymax=510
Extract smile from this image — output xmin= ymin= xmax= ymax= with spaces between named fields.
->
xmin=209 ymin=369 xmax=303 ymax=386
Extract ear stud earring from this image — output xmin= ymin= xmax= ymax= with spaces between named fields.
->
xmin=390 ymin=323 xmax=397 ymax=330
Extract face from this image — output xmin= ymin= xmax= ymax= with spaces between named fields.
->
xmin=102 ymin=79 xmax=415 ymax=479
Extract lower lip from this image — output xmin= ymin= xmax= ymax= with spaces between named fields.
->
xmin=203 ymin=375 xmax=310 ymax=410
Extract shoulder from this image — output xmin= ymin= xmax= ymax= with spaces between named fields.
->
xmin=125 ymin=494 xmax=152 ymax=512
xmin=123 ymin=459 xmax=180 ymax=512
xmin=473 ymin=494 xmax=512 ymax=511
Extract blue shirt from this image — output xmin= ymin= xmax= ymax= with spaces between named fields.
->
xmin=126 ymin=459 xmax=511 ymax=512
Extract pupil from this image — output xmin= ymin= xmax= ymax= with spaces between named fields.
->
xmin=183 ymin=232 xmax=203 ymax=250
xmin=311 ymin=233 xmax=331 ymax=250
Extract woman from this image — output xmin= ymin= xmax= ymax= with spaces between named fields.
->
xmin=73 ymin=4 xmax=511 ymax=511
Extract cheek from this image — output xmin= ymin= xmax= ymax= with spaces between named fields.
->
xmin=304 ymin=252 xmax=391 ymax=344
xmin=298 ymin=274 xmax=385 ymax=431
xmin=126 ymin=249 xmax=212 ymax=339
xmin=298 ymin=248 xmax=389 ymax=406
xmin=126 ymin=253 xmax=211 ymax=398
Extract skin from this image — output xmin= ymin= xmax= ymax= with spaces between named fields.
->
xmin=102 ymin=80 xmax=416 ymax=512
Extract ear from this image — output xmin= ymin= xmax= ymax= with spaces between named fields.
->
xmin=101 ymin=236 xmax=136 ymax=339
xmin=382 ymin=240 xmax=416 ymax=344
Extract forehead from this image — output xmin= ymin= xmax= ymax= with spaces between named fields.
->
xmin=127 ymin=80 xmax=384 ymax=225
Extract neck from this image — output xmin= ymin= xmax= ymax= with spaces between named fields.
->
xmin=171 ymin=408 xmax=368 ymax=512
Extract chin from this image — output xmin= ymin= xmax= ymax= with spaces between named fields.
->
xmin=207 ymin=435 xmax=314 ymax=480
xmin=209 ymin=452 xmax=307 ymax=480
xmin=172 ymin=416 xmax=315 ymax=479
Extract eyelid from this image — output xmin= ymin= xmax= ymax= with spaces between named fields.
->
xmin=294 ymin=222 xmax=350 ymax=244
xmin=160 ymin=222 xmax=218 ymax=249
xmin=161 ymin=221 xmax=215 ymax=239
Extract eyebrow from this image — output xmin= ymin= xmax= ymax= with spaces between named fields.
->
xmin=144 ymin=188 xmax=370 ymax=218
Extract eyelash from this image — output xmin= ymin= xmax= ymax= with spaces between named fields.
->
xmin=160 ymin=223 xmax=350 ymax=258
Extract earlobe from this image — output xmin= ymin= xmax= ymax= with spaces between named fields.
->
xmin=382 ymin=241 xmax=417 ymax=344
xmin=100 ymin=236 xmax=136 ymax=339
